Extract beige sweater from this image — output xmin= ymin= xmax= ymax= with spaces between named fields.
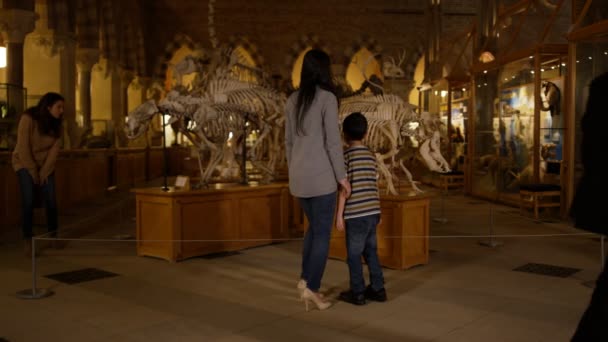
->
xmin=12 ymin=114 xmax=61 ymax=182
xmin=285 ymin=88 xmax=347 ymax=198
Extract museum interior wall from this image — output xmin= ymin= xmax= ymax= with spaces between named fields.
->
xmin=3 ymin=0 xmax=607 ymax=236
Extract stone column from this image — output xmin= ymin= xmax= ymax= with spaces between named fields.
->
xmin=112 ymin=69 xmax=134 ymax=147
xmin=119 ymin=69 xmax=135 ymax=116
xmin=137 ymin=76 xmax=152 ymax=104
xmin=76 ymin=48 xmax=99 ymax=133
xmin=424 ymin=0 xmax=442 ymax=83
xmin=0 ymin=8 xmax=36 ymax=87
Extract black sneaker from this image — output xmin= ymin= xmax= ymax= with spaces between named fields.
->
xmin=364 ymin=286 xmax=387 ymax=302
xmin=338 ymin=290 xmax=366 ymax=305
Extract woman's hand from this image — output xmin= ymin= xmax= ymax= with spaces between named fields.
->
xmin=336 ymin=216 xmax=345 ymax=232
xmin=339 ymin=178 xmax=351 ymax=198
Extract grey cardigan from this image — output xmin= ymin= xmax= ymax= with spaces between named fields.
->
xmin=285 ymin=88 xmax=347 ymax=198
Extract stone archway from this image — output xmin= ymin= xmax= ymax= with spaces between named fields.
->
xmin=285 ymin=34 xmax=330 ymax=91
xmin=153 ymin=34 xmax=203 ymax=81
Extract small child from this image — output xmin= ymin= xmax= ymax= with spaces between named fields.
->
xmin=336 ymin=112 xmax=387 ymax=305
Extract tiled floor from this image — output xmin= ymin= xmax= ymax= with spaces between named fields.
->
xmin=0 ymin=184 xmax=602 ymax=341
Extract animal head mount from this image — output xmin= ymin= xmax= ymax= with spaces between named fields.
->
xmin=382 ymin=48 xmax=407 ymax=78
xmin=540 ymin=80 xmax=561 ymax=116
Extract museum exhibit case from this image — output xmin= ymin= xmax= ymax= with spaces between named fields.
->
xmin=429 ymin=79 xmax=470 ymax=173
xmin=329 ymin=193 xmax=431 ymax=270
xmin=471 ymin=49 xmax=567 ymax=204
xmin=564 ymin=1 xmax=608 ymax=211
xmin=447 ymin=84 xmax=470 ymax=172
xmin=132 ymin=183 xmax=290 ymax=262
xmin=467 ymin=0 xmax=571 ymax=206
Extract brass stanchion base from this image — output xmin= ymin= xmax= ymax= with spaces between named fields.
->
xmin=16 ymin=288 xmax=54 ymax=300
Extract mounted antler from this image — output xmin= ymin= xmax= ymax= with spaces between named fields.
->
xmin=383 ymin=48 xmax=406 ymax=78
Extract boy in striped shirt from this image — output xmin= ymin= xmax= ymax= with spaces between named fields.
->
xmin=336 ymin=112 xmax=387 ymax=305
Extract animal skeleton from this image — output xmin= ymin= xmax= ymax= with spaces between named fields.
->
xmin=126 ymin=50 xmax=286 ymax=186
xmin=341 ymin=53 xmax=450 ymax=195
xmin=339 ymin=93 xmax=451 ymax=195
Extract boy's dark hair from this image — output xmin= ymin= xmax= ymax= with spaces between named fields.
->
xmin=342 ymin=112 xmax=368 ymax=141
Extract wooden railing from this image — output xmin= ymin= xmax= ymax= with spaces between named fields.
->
xmin=0 ymin=146 xmax=190 ymax=230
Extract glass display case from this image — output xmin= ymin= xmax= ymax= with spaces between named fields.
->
xmin=566 ymin=15 xmax=608 ymax=208
xmin=0 ymin=84 xmax=27 ymax=151
xmin=447 ymin=85 xmax=469 ymax=172
xmin=471 ymin=52 xmax=566 ymax=202
xmin=427 ymin=79 xmax=471 ymax=175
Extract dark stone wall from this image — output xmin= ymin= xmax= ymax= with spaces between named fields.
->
xmin=141 ymin=0 xmax=478 ymax=80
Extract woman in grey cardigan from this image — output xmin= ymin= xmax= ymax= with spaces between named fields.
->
xmin=285 ymin=49 xmax=351 ymax=311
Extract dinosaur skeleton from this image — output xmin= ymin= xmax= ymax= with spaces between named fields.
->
xmin=126 ymin=50 xmax=286 ymax=186
xmin=339 ymin=93 xmax=450 ymax=195
xmin=341 ymin=53 xmax=450 ymax=195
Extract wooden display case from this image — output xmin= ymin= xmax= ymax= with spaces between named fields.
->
xmin=133 ymin=183 xmax=290 ymax=262
xmin=329 ymin=194 xmax=430 ymax=270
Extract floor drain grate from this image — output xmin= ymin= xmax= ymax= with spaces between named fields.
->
xmin=513 ymin=263 xmax=580 ymax=278
xmin=45 ymin=268 xmax=119 ymax=285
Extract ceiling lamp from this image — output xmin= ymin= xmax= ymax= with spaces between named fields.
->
xmin=479 ymin=51 xmax=495 ymax=63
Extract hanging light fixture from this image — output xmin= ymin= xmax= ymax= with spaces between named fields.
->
xmin=479 ymin=51 xmax=495 ymax=63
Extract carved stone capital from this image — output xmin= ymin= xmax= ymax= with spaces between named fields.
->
xmin=0 ymin=9 xmax=36 ymax=44
xmin=146 ymin=81 xmax=166 ymax=101
xmin=130 ymin=76 xmax=152 ymax=91
xmin=76 ymin=48 xmax=100 ymax=72
xmin=119 ymin=69 xmax=136 ymax=88
xmin=28 ymin=30 xmax=75 ymax=58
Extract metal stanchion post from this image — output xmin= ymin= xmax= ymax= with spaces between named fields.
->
xmin=433 ymin=189 xmax=448 ymax=224
xmin=478 ymin=191 xmax=503 ymax=248
xmin=16 ymin=237 xmax=54 ymax=299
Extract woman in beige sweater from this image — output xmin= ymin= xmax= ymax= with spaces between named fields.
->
xmin=12 ymin=92 xmax=64 ymax=255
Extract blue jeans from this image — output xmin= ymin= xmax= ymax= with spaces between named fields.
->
xmin=345 ymin=214 xmax=384 ymax=294
xmin=17 ymin=168 xmax=58 ymax=239
xmin=299 ymin=191 xmax=337 ymax=292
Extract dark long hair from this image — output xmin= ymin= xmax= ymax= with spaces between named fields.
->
xmin=295 ymin=49 xmax=335 ymax=135
xmin=32 ymin=92 xmax=64 ymax=138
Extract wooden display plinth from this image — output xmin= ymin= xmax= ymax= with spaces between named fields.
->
xmin=133 ymin=183 xmax=289 ymax=262
xmin=329 ymin=194 xmax=430 ymax=270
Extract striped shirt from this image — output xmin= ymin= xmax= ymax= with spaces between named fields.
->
xmin=343 ymin=146 xmax=381 ymax=220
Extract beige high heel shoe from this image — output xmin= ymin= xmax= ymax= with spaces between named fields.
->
xmin=301 ymin=288 xmax=331 ymax=311
xmin=297 ymin=279 xmax=306 ymax=299
xmin=297 ymin=280 xmax=324 ymax=301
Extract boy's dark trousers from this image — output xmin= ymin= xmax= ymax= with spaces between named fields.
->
xmin=345 ymin=214 xmax=384 ymax=294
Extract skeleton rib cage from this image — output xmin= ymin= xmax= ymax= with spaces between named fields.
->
xmin=338 ymin=93 xmax=450 ymax=195
xmin=125 ymin=53 xmax=286 ymax=187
